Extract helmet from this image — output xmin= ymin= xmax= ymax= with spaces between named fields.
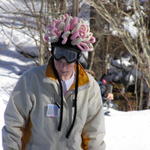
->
xmin=44 ymin=14 xmax=96 ymax=52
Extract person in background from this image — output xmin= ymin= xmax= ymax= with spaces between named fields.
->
xmin=98 ymin=76 xmax=114 ymax=101
xmin=2 ymin=14 xmax=105 ymax=150
xmin=98 ymin=74 xmax=114 ymax=115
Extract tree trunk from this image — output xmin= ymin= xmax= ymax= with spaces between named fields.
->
xmin=72 ymin=0 xmax=79 ymax=16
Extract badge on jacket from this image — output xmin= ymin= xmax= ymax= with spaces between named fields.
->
xmin=46 ymin=104 xmax=60 ymax=118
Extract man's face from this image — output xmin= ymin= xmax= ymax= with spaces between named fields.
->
xmin=54 ymin=58 xmax=75 ymax=80
xmin=52 ymin=46 xmax=80 ymax=80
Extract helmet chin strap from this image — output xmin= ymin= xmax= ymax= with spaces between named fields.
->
xmin=66 ymin=60 xmax=79 ymax=138
xmin=51 ymin=57 xmax=79 ymax=138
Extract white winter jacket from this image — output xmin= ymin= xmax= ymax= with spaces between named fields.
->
xmin=2 ymin=61 xmax=105 ymax=150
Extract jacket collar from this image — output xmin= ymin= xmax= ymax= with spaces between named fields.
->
xmin=45 ymin=59 xmax=90 ymax=88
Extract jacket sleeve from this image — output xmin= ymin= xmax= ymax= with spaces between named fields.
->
xmin=82 ymin=80 xmax=106 ymax=150
xmin=2 ymin=73 xmax=33 ymax=150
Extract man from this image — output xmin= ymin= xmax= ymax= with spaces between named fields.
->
xmin=98 ymin=77 xmax=114 ymax=101
xmin=2 ymin=14 xmax=105 ymax=150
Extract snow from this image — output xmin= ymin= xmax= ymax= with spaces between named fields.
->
xmin=123 ymin=16 xmax=138 ymax=39
xmin=105 ymin=109 xmax=150 ymax=150
xmin=1 ymin=1 xmax=150 ymax=150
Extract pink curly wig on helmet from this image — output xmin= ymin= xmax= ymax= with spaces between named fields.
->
xmin=44 ymin=14 xmax=96 ymax=52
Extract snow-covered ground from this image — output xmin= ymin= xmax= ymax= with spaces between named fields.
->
xmin=105 ymin=109 xmax=150 ymax=150
xmin=1 ymin=1 xmax=150 ymax=150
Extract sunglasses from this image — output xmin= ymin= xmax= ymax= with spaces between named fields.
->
xmin=52 ymin=47 xmax=80 ymax=63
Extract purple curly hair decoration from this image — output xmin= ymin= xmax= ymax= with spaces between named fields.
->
xmin=44 ymin=14 xmax=96 ymax=51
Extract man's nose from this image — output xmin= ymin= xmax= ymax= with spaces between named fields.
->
xmin=59 ymin=59 xmax=68 ymax=66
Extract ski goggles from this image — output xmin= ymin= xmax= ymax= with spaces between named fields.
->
xmin=52 ymin=46 xmax=80 ymax=63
